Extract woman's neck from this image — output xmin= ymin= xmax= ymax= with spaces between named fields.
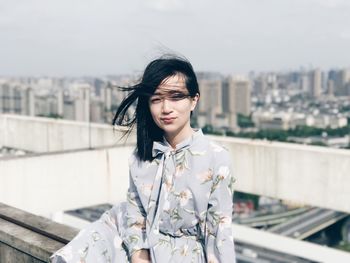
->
xmin=164 ymin=126 xmax=195 ymax=150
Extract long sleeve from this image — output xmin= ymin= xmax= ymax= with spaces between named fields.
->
xmin=204 ymin=149 xmax=236 ymax=263
xmin=123 ymin=170 xmax=148 ymax=256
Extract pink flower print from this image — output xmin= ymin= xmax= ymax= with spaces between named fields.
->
xmin=217 ymin=166 xmax=230 ymax=180
xmin=179 ymin=189 xmax=193 ymax=206
xmin=208 ymin=253 xmax=219 ymax=263
xmin=196 ymin=169 xmax=213 ymax=184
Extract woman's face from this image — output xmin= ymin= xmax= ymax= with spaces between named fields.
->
xmin=149 ymin=74 xmax=199 ymax=136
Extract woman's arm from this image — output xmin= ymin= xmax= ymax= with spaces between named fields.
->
xmin=204 ymin=149 xmax=236 ymax=263
xmin=123 ymin=171 xmax=149 ymax=257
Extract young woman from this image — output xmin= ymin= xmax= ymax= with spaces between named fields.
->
xmin=51 ymin=55 xmax=236 ymax=263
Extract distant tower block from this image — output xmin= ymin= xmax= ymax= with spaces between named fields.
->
xmin=327 ymin=79 xmax=334 ymax=97
xmin=340 ymin=69 xmax=350 ymax=96
xmin=0 ymin=85 xmax=3 ymax=113
xmin=346 ymin=83 xmax=350 ymax=96
xmin=104 ymin=85 xmax=112 ymax=112
xmin=197 ymin=78 xmax=223 ymax=126
xmin=0 ymin=84 xmax=13 ymax=113
xmin=222 ymin=78 xmax=237 ymax=130
xmin=26 ymin=87 xmax=35 ymax=116
xmin=300 ymin=74 xmax=309 ymax=93
xmin=267 ymin=74 xmax=277 ymax=90
xmin=226 ymin=76 xmax=252 ymax=116
xmin=310 ymin=69 xmax=322 ymax=98
xmin=57 ymin=89 xmax=64 ymax=117
xmin=253 ymin=77 xmax=267 ymax=95
xmin=333 ymin=69 xmax=350 ymax=96
xmin=73 ymin=84 xmax=91 ymax=122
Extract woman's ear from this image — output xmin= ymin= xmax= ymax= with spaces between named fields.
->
xmin=190 ymin=93 xmax=200 ymax=111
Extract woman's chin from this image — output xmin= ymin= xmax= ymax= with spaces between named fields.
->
xmin=160 ymin=124 xmax=183 ymax=134
xmin=160 ymin=125 xmax=176 ymax=133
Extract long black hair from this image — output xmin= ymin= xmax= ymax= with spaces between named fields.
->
xmin=112 ymin=55 xmax=200 ymax=162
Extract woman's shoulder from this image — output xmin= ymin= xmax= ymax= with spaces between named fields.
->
xmin=128 ymin=148 xmax=158 ymax=173
xmin=128 ymin=148 xmax=145 ymax=170
xmin=190 ymin=134 xmax=231 ymax=168
xmin=198 ymin=135 xmax=232 ymax=169
xmin=200 ymin=134 xmax=230 ymax=155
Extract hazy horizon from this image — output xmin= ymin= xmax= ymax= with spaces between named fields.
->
xmin=1 ymin=0 xmax=350 ymax=76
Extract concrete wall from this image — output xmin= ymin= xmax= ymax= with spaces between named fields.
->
xmin=0 ymin=114 xmax=134 ymax=152
xmin=1 ymin=125 xmax=350 ymax=217
xmin=210 ymin=135 xmax=350 ymax=213
xmin=0 ymin=146 xmax=133 ymax=218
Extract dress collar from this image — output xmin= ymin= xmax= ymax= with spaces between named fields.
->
xmin=152 ymin=128 xmax=203 ymax=158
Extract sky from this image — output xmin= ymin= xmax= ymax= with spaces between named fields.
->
xmin=1 ymin=0 xmax=350 ymax=76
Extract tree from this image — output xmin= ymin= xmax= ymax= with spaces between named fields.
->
xmin=237 ymin=113 xmax=255 ymax=128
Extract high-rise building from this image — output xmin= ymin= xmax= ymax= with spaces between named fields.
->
xmin=267 ymin=74 xmax=278 ymax=90
xmin=73 ymin=84 xmax=91 ymax=122
xmin=63 ymin=98 xmax=75 ymax=121
xmin=0 ymin=83 xmax=34 ymax=115
xmin=90 ymin=100 xmax=103 ymax=123
xmin=253 ymin=76 xmax=267 ymax=95
xmin=346 ymin=82 xmax=350 ymax=96
xmin=226 ymin=76 xmax=251 ymax=116
xmin=340 ymin=69 xmax=350 ymax=96
xmin=309 ymin=69 xmax=322 ymax=98
xmin=222 ymin=76 xmax=251 ymax=130
xmin=57 ymin=89 xmax=64 ymax=117
xmin=24 ymin=87 xmax=35 ymax=116
xmin=197 ymin=78 xmax=223 ymax=126
xmin=222 ymin=78 xmax=237 ymax=130
xmin=327 ymin=79 xmax=335 ymax=97
xmin=300 ymin=73 xmax=309 ymax=93
xmin=332 ymin=69 xmax=350 ymax=96
xmin=101 ymin=85 xmax=112 ymax=112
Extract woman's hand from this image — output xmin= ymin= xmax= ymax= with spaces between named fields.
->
xmin=131 ymin=249 xmax=151 ymax=263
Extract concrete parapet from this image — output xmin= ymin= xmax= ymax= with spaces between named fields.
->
xmin=0 ymin=202 xmax=77 ymax=263
xmin=209 ymin=135 xmax=350 ymax=213
xmin=0 ymin=145 xmax=134 ymax=217
xmin=0 ymin=114 xmax=134 ymax=153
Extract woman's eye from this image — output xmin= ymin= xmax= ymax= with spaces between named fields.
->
xmin=150 ymin=97 xmax=161 ymax=103
xmin=170 ymin=93 xmax=186 ymax=100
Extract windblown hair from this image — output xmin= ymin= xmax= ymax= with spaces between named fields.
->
xmin=112 ymin=55 xmax=200 ymax=162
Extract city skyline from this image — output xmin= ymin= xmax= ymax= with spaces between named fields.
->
xmin=1 ymin=0 xmax=350 ymax=76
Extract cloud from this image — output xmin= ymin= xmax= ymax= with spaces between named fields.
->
xmin=145 ymin=0 xmax=184 ymax=12
xmin=1 ymin=0 xmax=349 ymax=75
xmin=339 ymin=31 xmax=350 ymax=40
xmin=311 ymin=0 xmax=350 ymax=8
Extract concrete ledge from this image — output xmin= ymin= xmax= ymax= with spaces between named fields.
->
xmin=233 ymin=223 xmax=350 ymax=262
xmin=0 ymin=203 xmax=78 ymax=262
xmin=0 ymin=114 xmax=134 ymax=153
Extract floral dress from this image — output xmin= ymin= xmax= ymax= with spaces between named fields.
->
xmin=51 ymin=128 xmax=236 ymax=263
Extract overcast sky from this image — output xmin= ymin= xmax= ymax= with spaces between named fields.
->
xmin=1 ymin=0 xmax=350 ymax=76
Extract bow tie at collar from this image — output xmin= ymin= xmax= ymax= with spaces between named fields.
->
xmin=151 ymin=128 xmax=203 ymax=158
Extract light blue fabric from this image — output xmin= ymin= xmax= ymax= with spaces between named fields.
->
xmin=51 ymin=128 xmax=236 ymax=263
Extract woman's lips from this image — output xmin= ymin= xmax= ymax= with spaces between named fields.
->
xmin=161 ymin=117 xmax=176 ymax=124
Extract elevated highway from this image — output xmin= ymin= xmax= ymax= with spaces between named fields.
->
xmin=268 ymin=207 xmax=348 ymax=239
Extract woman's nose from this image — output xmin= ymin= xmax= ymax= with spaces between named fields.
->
xmin=161 ymin=99 xmax=173 ymax=113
